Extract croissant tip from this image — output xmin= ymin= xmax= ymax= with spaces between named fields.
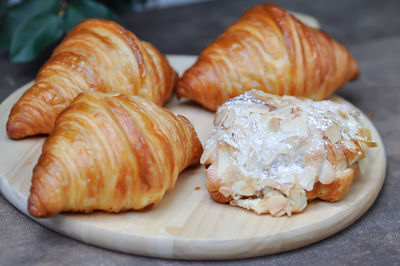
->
xmin=176 ymin=81 xmax=198 ymax=103
xmin=352 ymin=70 xmax=361 ymax=81
xmin=27 ymin=174 xmax=57 ymax=218
xmin=175 ymin=83 xmax=185 ymax=99
xmin=175 ymin=88 xmax=182 ymax=100
xmin=352 ymin=65 xmax=361 ymax=81
xmin=6 ymin=120 xmax=25 ymax=140
xmin=27 ymin=194 xmax=45 ymax=218
xmin=6 ymin=113 xmax=52 ymax=139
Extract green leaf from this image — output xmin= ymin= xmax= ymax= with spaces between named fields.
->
xmin=97 ymin=0 xmax=148 ymax=12
xmin=10 ymin=12 xmax=64 ymax=63
xmin=0 ymin=0 xmax=60 ymax=51
xmin=64 ymin=0 xmax=120 ymax=32
xmin=0 ymin=0 xmax=7 ymax=17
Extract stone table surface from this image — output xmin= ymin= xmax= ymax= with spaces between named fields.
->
xmin=0 ymin=0 xmax=399 ymax=265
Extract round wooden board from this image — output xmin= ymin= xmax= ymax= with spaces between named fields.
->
xmin=0 ymin=55 xmax=386 ymax=260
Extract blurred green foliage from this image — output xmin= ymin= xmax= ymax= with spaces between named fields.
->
xmin=0 ymin=0 xmax=147 ymax=63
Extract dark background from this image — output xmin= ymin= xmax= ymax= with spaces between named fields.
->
xmin=1 ymin=0 xmax=399 ymax=264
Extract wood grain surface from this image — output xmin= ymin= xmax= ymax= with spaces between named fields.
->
xmin=0 ymin=55 xmax=386 ymax=260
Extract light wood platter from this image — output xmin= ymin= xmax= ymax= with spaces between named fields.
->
xmin=0 ymin=55 xmax=386 ymax=260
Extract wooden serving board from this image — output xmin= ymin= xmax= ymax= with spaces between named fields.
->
xmin=0 ymin=55 xmax=386 ymax=260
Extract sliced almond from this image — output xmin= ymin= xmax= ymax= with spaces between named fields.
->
xmin=221 ymin=166 xmax=243 ymax=187
xmin=338 ymin=110 xmax=348 ymax=119
xmin=355 ymin=139 xmax=368 ymax=152
xmin=347 ymin=152 xmax=361 ymax=167
xmin=266 ymin=196 xmax=288 ymax=216
xmin=255 ymin=198 xmax=270 ymax=214
xmin=273 ymin=209 xmax=287 ymax=217
xmin=343 ymin=139 xmax=358 ymax=152
xmin=261 ymin=150 xmax=277 ymax=166
xmin=336 ymin=159 xmax=348 ymax=171
xmin=358 ymin=157 xmax=369 ymax=175
xmin=268 ymin=117 xmax=281 ymax=132
xmin=218 ymin=186 xmax=233 ymax=198
xmin=215 ymin=108 xmax=234 ymax=126
xmin=233 ymin=198 xmax=267 ymax=215
xmin=289 ymin=189 xmax=307 ymax=212
xmin=290 ymin=107 xmax=301 ymax=119
xmin=325 ymin=125 xmax=341 ymax=143
xmin=261 ymin=179 xmax=286 ymax=193
xmin=279 ymin=107 xmax=293 ymax=117
xmin=244 ymin=148 xmax=260 ymax=172
xmin=278 ymin=143 xmax=291 ymax=154
xmin=214 ymin=110 xmax=227 ymax=126
xmin=232 ymin=180 xmax=256 ymax=196
xmin=360 ymin=128 xmax=371 ymax=141
xmin=251 ymin=90 xmax=274 ymax=101
xmin=223 ymin=111 xmax=235 ymax=128
xmin=240 ymin=106 xmax=268 ymax=117
xmin=216 ymin=149 xmax=230 ymax=177
xmin=250 ymin=89 xmax=266 ymax=99
xmin=299 ymin=167 xmax=317 ymax=191
xmin=319 ymin=159 xmax=335 ymax=184
xmin=358 ymin=139 xmax=378 ymax=148
xmin=200 ymin=141 xmax=217 ymax=164
xmin=261 ymin=113 xmax=270 ymax=122
xmin=284 ymin=204 xmax=292 ymax=217
xmin=280 ymin=117 xmax=308 ymax=135
xmin=265 ymin=189 xmax=285 ymax=198
xmin=294 ymin=117 xmax=308 ymax=135
xmin=349 ymin=110 xmax=361 ymax=117
xmin=286 ymin=135 xmax=299 ymax=146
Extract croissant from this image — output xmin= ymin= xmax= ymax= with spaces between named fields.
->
xmin=28 ymin=92 xmax=203 ymax=218
xmin=177 ymin=3 xmax=360 ymax=111
xmin=7 ymin=19 xmax=177 ymax=139
xmin=201 ymin=90 xmax=376 ymax=216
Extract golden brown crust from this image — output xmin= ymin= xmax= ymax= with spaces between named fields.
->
xmin=205 ymin=165 xmax=232 ymax=203
xmin=176 ymin=3 xmax=359 ymax=111
xmin=208 ymin=190 xmax=232 ymax=204
xmin=27 ymin=92 xmax=202 ymax=218
xmin=7 ymin=19 xmax=177 ymax=139
xmin=207 ymin=162 xmax=359 ymax=211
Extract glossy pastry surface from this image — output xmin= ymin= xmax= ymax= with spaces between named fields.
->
xmin=7 ymin=19 xmax=177 ymax=139
xmin=177 ymin=3 xmax=359 ymax=111
xmin=201 ymin=90 xmax=376 ymax=216
xmin=28 ymin=92 xmax=202 ymax=218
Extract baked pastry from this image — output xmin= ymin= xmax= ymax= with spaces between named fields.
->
xmin=177 ymin=3 xmax=359 ymax=111
xmin=7 ymin=19 xmax=177 ymax=139
xmin=28 ymin=92 xmax=203 ymax=218
xmin=201 ymin=90 xmax=376 ymax=216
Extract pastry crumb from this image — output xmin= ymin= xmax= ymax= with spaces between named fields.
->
xmin=367 ymin=112 xmax=376 ymax=120
xmin=23 ymin=161 xmax=33 ymax=167
xmin=195 ymin=186 xmax=200 ymax=191
xmin=383 ymin=131 xmax=392 ymax=138
xmin=165 ymin=226 xmax=183 ymax=235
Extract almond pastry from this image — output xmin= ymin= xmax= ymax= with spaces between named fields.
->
xmin=201 ymin=90 xmax=376 ymax=216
